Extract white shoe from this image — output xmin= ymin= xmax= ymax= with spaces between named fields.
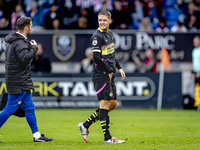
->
xmin=78 ymin=123 xmax=89 ymax=143
xmin=104 ymin=137 xmax=125 ymax=143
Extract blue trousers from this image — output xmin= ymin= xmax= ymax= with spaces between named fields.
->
xmin=0 ymin=91 xmax=39 ymax=134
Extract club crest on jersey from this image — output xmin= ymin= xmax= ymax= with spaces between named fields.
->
xmin=53 ymin=34 xmax=76 ymax=61
xmin=92 ymin=39 xmax=98 ymax=46
xmin=109 ymin=93 xmax=113 ymax=97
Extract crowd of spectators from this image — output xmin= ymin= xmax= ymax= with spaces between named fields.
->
xmin=0 ymin=0 xmax=200 ymax=32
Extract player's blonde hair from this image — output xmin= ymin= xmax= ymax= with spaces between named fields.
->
xmin=98 ymin=10 xmax=111 ymax=19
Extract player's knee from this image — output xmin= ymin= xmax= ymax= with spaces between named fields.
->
xmin=99 ymin=100 xmax=111 ymax=110
xmin=109 ymin=101 xmax=117 ymax=111
xmin=111 ymin=103 xmax=117 ymax=109
xmin=22 ymin=104 xmax=35 ymax=113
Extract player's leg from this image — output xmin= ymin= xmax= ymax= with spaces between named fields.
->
xmin=0 ymin=92 xmax=26 ymax=142
xmin=80 ymin=99 xmax=116 ymax=132
xmin=103 ymin=78 xmax=125 ymax=143
xmin=78 ymin=108 xmax=99 ymax=143
xmin=20 ymin=91 xmax=53 ymax=142
xmin=109 ymin=79 xmax=117 ymax=112
xmin=99 ymin=100 xmax=124 ymax=143
xmin=99 ymin=99 xmax=112 ymax=141
xmin=78 ymin=77 xmax=108 ymax=143
xmin=0 ymin=93 xmax=23 ymax=128
xmin=82 ymin=108 xmax=100 ymax=129
xmin=109 ymin=100 xmax=117 ymax=112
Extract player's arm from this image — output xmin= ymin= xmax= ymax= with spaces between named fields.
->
xmin=116 ymin=60 xmax=125 ymax=80
xmin=93 ymin=51 xmax=114 ymax=73
xmin=91 ymin=36 xmax=114 ymax=73
xmin=15 ymin=40 xmax=38 ymax=63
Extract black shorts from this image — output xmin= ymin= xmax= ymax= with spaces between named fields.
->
xmin=93 ymin=74 xmax=117 ymax=101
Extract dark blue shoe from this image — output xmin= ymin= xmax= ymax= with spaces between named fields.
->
xmin=33 ymin=134 xmax=53 ymax=142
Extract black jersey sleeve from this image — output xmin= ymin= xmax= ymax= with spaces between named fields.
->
xmin=91 ymin=36 xmax=102 ymax=52
xmin=116 ymin=60 xmax=122 ymax=70
xmin=91 ymin=35 xmax=114 ymax=73
xmin=93 ymin=52 xmax=114 ymax=73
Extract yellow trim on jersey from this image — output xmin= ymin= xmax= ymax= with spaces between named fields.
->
xmin=98 ymin=28 xmax=104 ymax=32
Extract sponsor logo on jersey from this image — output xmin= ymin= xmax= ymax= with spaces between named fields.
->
xmin=101 ymin=43 xmax=115 ymax=55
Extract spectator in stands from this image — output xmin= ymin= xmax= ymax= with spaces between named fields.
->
xmin=111 ymin=0 xmax=132 ymax=29
xmin=144 ymin=0 xmax=158 ymax=21
xmin=3 ymin=0 xmax=22 ymax=19
xmin=80 ymin=47 xmax=93 ymax=74
xmin=184 ymin=2 xmax=199 ymax=27
xmin=138 ymin=17 xmax=153 ymax=31
xmin=156 ymin=18 xmax=169 ymax=33
xmin=44 ymin=3 xmax=62 ymax=29
xmin=93 ymin=0 xmax=113 ymax=13
xmin=0 ymin=17 xmax=11 ymax=30
xmin=31 ymin=43 xmax=51 ymax=72
xmin=75 ymin=0 xmax=94 ymax=9
xmin=11 ymin=3 xmax=26 ymax=30
xmin=77 ymin=8 xmax=93 ymax=28
xmin=142 ymin=0 xmax=154 ymax=18
xmin=133 ymin=48 xmax=157 ymax=73
xmin=24 ymin=0 xmax=56 ymax=12
xmin=59 ymin=0 xmax=78 ymax=29
xmin=26 ymin=1 xmax=44 ymax=31
xmin=77 ymin=16 xmax=88 ymax=29
xmin=131 ymin=0 xmax=144 ymax=28
xmin=170 ymin=21 xmax=187 ymax=32
xmin=52 ymin=18 xmax=62 ymax=30
xmin=154 ymin=0 xmax=163 ymax=20
xmin=185 ymin=15 xmax=200 ymax=31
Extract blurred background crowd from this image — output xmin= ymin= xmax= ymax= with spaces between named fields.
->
xmin=0 ymin=0 xmax=199 ymax=32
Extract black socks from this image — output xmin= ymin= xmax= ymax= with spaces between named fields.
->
xmin=99 ymin=109 xmax=112 ymax=141
xmin=83 ymin=108 xmax=99 ymax=129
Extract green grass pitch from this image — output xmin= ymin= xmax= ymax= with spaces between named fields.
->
xmin=0 ymin=108 xmax=200 ymax=150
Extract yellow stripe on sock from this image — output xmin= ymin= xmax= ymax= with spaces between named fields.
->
xmin=100 ymin=120 xmax=106 ymax=123
xmin=101 ymin=123 xmax=106 ymax=126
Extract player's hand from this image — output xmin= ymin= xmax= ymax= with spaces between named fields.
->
xmin=109 ymin=72 xmax=113 ymax=81
xmin=30 ymin=40 xmax=37 ymax=46
xmin=119 ymin=69 xmax=125 ymax=80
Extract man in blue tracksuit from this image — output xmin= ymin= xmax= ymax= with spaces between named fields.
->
xmin=0 ymin=17 xmax=53 ymax=142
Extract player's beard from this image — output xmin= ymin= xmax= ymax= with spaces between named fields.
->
xmin=26 ymin=27 xmax=31 ymax=37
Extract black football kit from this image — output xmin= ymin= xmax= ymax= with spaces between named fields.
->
xmin=91 ymin=28 xmax=121 ymax=100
